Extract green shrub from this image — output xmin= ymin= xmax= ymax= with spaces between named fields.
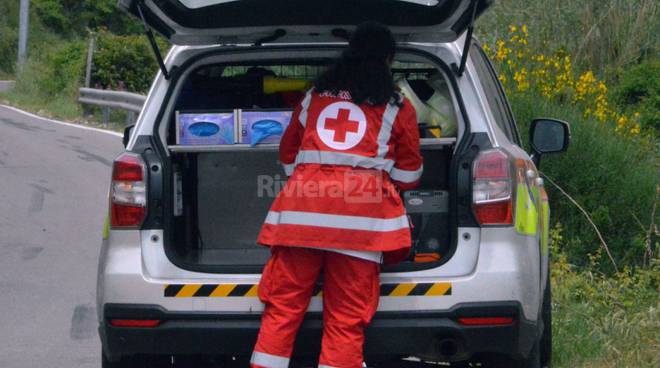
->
xmin=32 ymin=0 xmax=69 ymax=34
xmin=33 ymin=0 xmax=141 ymax=36
xmin=0 ymin=1 xmax=19 ymax=75
xmin=5 ymin=38 xmax=86 ymax=119
xmin=92 ymin=30 xmax=166 ymax=93
xmin=611 ymin=61 xmax=660 ymax=132
xmin=43 ymin=41 xmax=86 ymax=95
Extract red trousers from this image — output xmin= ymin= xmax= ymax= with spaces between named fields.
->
xmin=251 ymin=246 xmax=380 ymax=368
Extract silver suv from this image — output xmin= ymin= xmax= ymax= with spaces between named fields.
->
xmin=98 ymin=1 xmax=570 ymax=367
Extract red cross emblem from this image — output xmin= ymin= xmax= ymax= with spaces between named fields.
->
xmin=316 ymin=101 xmax=367 ymax=150
xmin=324 ymin=108 xmax=360 ymax=143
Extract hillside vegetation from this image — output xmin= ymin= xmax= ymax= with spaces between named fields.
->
xmin=0 ymin=1 xmax=658 ymax=367
xmin=477 ymin=2 xmax=658 ymax=366
xmin=0 ymin=0 xmax=159 ymax=120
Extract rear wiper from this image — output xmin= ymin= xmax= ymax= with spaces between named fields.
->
xmin=136 ymin=0 xmax=171 ymax=80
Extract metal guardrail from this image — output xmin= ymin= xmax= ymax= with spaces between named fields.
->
xmin=0 ymin=80 xmax=16 ymax=93
xmin=78 ymin=87 xmax=146 ymax=125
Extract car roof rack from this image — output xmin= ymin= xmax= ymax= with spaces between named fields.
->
xmin=136 ymin=0 xmax=171 ymax=80
xmin=453 ymin=0 xmax=478 ymax=77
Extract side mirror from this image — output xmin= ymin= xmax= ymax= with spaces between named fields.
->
xmin=529 ymin=118 xmax=570 ymax=167
xmin=123 ymin=125 xmax=135 ymax=148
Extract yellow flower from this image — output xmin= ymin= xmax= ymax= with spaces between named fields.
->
xmin=495 ymin=40 xmax=512 ymax=62
xmin=482 ymin=26 xmax=639 ymax=135
xmin=513 ymin=67 xmax=529 ymax=91
xmin=630 ymin=124 xmax=641 ymax=135
xmin=617 ymin=116 xmax=627 ymax=128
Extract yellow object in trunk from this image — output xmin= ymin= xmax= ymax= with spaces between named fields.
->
xmin=263 ymin=77 xmax=311 ymax=94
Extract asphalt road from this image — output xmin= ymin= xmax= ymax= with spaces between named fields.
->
xmin=0 ymin=105 xmax=123 ymax=368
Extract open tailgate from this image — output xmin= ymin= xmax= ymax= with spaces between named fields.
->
xmin=118 ymin=0 xmax=494 ymax=45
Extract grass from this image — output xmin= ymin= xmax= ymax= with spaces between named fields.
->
xmin=551 ymin=249 xmax=659 ymax=367
xmin=0 ymin=88 xmax=129 ymax=133
xmin=477 ymin=0 xmax=659 ymax=75
xmin=2 ymin=88 xmax=82 ymax=121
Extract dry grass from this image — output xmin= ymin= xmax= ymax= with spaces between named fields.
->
xmin=477 ymin=0 xmax=659 ymax=75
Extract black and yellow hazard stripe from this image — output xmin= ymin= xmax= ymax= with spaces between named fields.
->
xmin=380 ymin=282 xmax=451 ymax=297
xmin=164 ymin=282 xmax=451 ymax=298
xmin=164 ymin=284 xmax=258 ymax=298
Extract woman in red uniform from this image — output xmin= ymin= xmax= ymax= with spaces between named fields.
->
xmin=251 ymin=22 xmax=423 ymax=368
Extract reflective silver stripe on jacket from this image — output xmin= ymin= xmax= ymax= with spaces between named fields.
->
xmin=265 ymin=211 xmax=409 ymax=232
xmin=282 ymin=163 xmax=295 ymax=176
xmin=376 ymin=102 xmax=400 ymax=159
xmin=250 ymin=351 xmax=290 ymax=368
xmin=294 ymin=100 xmax=401 ymax=174
xmin=298 ymin=89 xmax=314 ymax=127
xmin=295 ymin=150 xmax=395 ymax=172
xmin=390 ymin=165 xmax=424 ymax=183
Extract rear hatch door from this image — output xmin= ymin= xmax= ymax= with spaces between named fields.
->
xmin=119 ymin=0 xmax=493 ymax=45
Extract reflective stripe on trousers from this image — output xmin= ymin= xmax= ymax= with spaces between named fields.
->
xmin=265 ymin=211 xmax=409 ymax=232
xmin=250 ymin=351 xmax=290 ymax=368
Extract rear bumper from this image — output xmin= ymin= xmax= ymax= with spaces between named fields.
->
xmin=100 ymin=302 xmax=537 ymax=362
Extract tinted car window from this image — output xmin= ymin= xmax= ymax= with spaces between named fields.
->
xmin=469 ymin=43 xmax=521 ymax=145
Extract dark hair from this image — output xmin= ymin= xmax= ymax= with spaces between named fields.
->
xmin=315 ymin=21 xmax=397 ymax=106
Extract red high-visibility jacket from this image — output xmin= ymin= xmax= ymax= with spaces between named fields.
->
xmin=257 ymin=89 xmax=423 ymax=263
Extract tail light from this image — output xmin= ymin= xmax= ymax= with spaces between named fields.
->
xmin=110 ymin=153 xmax=147 ymax=228
xmin=472 ymin=149 xmax=513 ymax=225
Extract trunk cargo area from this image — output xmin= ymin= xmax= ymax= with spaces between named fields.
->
xmin=170 ymin=146 xmax=454 ymax=270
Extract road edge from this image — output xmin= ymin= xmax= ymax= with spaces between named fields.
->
xmin=0 ymin=103 xmax=123 ymax=138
